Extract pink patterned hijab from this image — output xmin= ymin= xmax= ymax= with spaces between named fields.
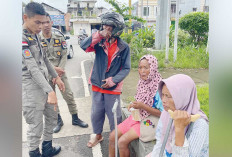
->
xmin=135 ymin=55 xmax=162 ymax=120
xmin=159 ymin=74 xmax=208 ymax=153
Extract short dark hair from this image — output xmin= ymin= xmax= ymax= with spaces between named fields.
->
xmin=45 ymin=12 xmax=52 ymax=21
xmin=25 ymin=2 xmax=46 ymax=18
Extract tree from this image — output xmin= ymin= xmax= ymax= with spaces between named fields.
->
xmin=104 ymin=0 xmax=145 ymax=26
xmin=179 ymin=12 xmax=209 ymax=44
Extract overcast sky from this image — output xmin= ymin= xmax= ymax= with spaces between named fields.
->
xmin=22 ymin=0 xmax=138 ymax=12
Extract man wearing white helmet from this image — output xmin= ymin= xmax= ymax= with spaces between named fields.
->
xmin=80 ymin=11 xmax=131 ymax=147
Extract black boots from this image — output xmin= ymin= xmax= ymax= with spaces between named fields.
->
xmin=53 ymin=113 xmax=88 ymax=133
xmin=29 ymin=148 xmax=41 ymax=157
xmin=72 ymin=113 xmax=88 ymax=128
xmin=53 ymin=114 xmax=63 ymax=133
xmin=41 ymin=141 xmax=61 ymax=157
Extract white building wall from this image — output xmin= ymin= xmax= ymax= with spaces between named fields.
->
xmin=70 ymin=1 xmax=77 ymax=7
xmin=89 ymin=2 xmax=95 ymax=8
xmin=47 ymin=10 xmax=61 ymax=15
xmin=79 ymin=2 xmax=87 ymax=8
xmin=179 ymin=0 xmax=202 ymax=17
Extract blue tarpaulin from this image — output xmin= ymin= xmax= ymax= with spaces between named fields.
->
xmin=50 ymin=15 xmax=65 ymax=26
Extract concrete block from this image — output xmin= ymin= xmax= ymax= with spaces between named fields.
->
xmin=121 ymin=106 xmax=155 ymax=157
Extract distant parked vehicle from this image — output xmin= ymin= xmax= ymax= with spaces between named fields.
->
xmin=52 ymin=28 xmax=74 ymax=59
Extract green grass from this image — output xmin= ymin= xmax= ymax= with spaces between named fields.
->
xmin=131 ymin=45 xmax=209 ymax=69
xmin=197 ymin=83 xmax=209 ymax=118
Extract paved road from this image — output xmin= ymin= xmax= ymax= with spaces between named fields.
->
xmin=22 ymin=36 xmax=111 ymax=157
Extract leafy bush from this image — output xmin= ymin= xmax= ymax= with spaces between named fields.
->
xmin=120 ymin=31 xmax=134 ymax=44
xmin=121 ymin=27 xmax=155 ymax=48
xmin=169 ymin=24 xmax=175 ymax=47
xmin=120 ymin=20 xmax=209 ymax=69
xmin=136 ymin=27 xmax=155 ymax=48
xmin=121 ymin=27 xmax=155 ymax=68
xmin=177 ymin=29 xmax=192 ymax=47
xmin=169 ymin=26 xmax=192 ymax=48
xmin=179 ymin=12 xmax=209 ymax=45
xmin=129 ymin=35 xmax=144 ymax=68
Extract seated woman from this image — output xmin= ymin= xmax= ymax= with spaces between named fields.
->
xmin=108 ymin=54 xmax=163 ymax=157
xmin=148 ymin=74 xmax=209 ymax=157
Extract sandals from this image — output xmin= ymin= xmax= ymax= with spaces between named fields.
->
xmin=87 ymin=136 xmax=104 ymax=148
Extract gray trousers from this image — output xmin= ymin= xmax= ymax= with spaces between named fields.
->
xmin=49 ymin=73 xmax=77 ymax=115
xmin=22 ymin=81 xmax=57 ymax=151
xmin=91 ymin=91 xmax=122 ymax=134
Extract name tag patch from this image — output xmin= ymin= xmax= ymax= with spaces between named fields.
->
xmin=53 ymin=44 xmax=59 ymax=47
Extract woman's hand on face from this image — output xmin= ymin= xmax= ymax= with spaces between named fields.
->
xmin=173 ymin=110 xmax=191 ymax=132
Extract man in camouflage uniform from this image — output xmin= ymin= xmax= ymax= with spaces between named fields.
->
xmin=41 ymin=12 xmax=88 ymax=133
xmin=22 ymin=2 xmax=65 ymax=157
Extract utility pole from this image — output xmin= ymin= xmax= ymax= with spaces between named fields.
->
xmin=155 ymin=0 xmax=169 ymax=50
xmin=165 ymin=0 xmax=171 ymax=63
xmin=141 ymin=0 xmax=143 ymax=28
xmin=146 ymin=0 xmax=148 ymax=27
xmin=129 ymin=0 xmax=132 ymax=33
xmin=174 ymin=0 xmax=180 ymax=62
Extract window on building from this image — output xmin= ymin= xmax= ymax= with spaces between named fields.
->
xmin=78 ymin=10 xmax=82 ymax=16
xmin=203 ymin=6 xmax=209 ymax=12
xmin=193 ymin=8 xmax=197 ymax=12
xmin=143 ymin=7 xmax=149 ymax=16
xmin=154 ymin=6 xmax=157 ymax=16
xmin=171 ymin=4 xmax=176 ymax=14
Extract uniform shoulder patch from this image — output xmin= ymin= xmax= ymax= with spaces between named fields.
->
xmin=22 ymin=49 xmax=32 ymax=58
xmin=61 ymin=41 xmax=67 ymax=49
xmin=54 ymin=33 xmax=63 ymax=37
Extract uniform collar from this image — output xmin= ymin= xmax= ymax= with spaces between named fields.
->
xmin=41 ymin=32 xmax=53 ymax=39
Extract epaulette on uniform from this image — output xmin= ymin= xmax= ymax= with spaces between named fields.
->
xmin=54 ymin=33 xmax=63 ymax=38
